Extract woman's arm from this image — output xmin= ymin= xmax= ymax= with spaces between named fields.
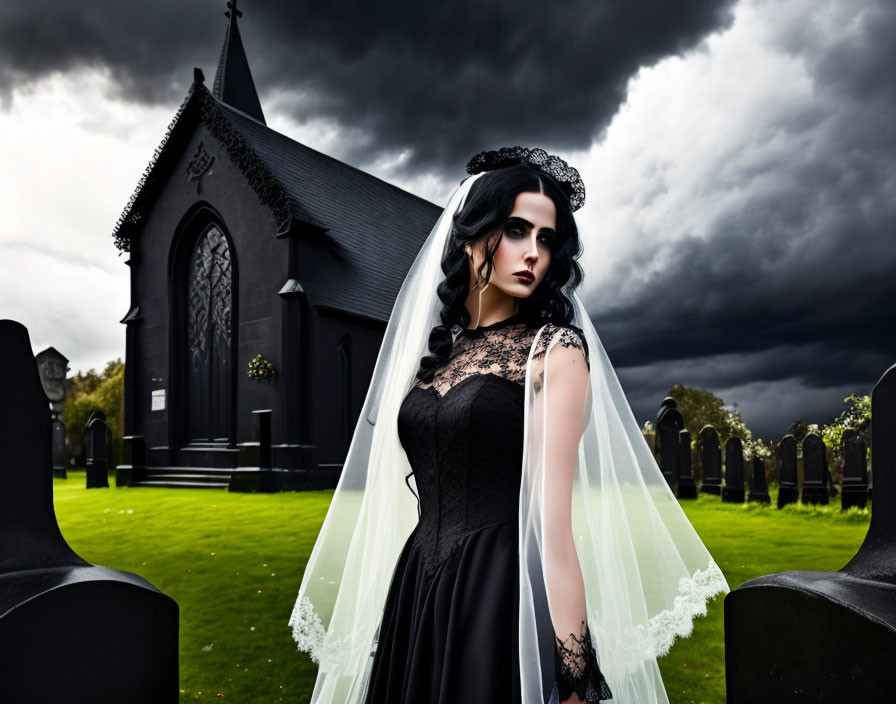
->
xmin=541 ymin=332 xmax=610 ymax=704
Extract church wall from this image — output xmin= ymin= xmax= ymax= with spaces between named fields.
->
xmin=309 ymin=307 xmax=386 ymax=472
xmin=128 ymin=122 xmax=287 ymax=465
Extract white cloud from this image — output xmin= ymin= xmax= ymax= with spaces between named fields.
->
xmin=0 ymin=69 xmax=177 ymax=373
xmin=569 ymin=0 xmax=822 ymax=304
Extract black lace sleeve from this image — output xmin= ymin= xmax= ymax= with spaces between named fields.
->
xmin=554 ymin=620 xmax=613 ymax=702
xmin=532 ymin=324 xmax=590 ymax=372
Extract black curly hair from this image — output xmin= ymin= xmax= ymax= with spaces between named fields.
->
xmin=416 ymin=162 xmax=584 ymax=383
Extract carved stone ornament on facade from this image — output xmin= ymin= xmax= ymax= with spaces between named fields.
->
xmin=186 ymin=141 xmax=216 ymax=194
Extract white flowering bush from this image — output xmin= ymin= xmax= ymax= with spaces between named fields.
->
xmin=821 ymin=394 xmax=871 ymax=458
xmin=720 ymin=405 xmax=770 ymax=461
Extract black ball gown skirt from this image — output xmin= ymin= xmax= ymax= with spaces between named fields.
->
xmin=363 ymin=374 xmax=528 ymax=703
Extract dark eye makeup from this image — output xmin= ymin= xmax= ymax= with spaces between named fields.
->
xmin=502 ymin=218 xmax=556 ymax=246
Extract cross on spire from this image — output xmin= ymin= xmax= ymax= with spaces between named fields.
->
xmin=225 ymin=0 xmax=242 ymax=20
xmin=212 ymin=0 xmax=266 ymax=124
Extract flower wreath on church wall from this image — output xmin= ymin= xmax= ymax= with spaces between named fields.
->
xmin=247 ymin=353 xmax=277 ymax=381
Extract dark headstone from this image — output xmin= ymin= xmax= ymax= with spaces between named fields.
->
xmin=34 ymin=347 xmax=69 ymax=417
xmin=232 ymin=409 xmax=277 ymax=492
xmin=801 ymin=433 xmax=829 ymax=505
xmin=777 ymin=435 xmax=799 ymax=508
xmin=700 ymin=425 xmax=723 ymax=495
xmin=722 ymin=437 xmax=745 ymax=503
xmin=748 ymin=456 xmax=770 ymax=504
xmin=51 ymin=417 xmax=67 ymax=478
xmin=724 ymin=363 xmax=896 ymax=703
xmin=677 ymin=429 xmax=697 ymax=499
xmin=841 ymin=429 xmax=868 ymax=511
xmin=653 ymin=397 xmax=677 ymax=457
xmin=656 ymin=405 xmax=684 ymax=491
xmin=0 ymin=319 xmax=178 ymax=703
xmin=84 ymin=410 xmax=109 ymax=489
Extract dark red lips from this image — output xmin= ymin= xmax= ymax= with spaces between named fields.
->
xmin=513 ymin=270 xmax=535 ymax=283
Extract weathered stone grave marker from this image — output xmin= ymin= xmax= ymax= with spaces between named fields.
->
xmin=84 ymin=409 xmax=110 ymax=489
xmin=0 ymin=320 xmax=178 ymax=703
xmin=656 ymin=399 xmax=684 ymax=491
xmin=700 ymin=425 xmax=723 ymax=495
xmin=801 ymin=432 xmax=829 ymax=505
xmin=777 ymin=434 xmax=799 ymax=508
xmin=748 ymin=456 xmax=770 ymax=504
xmin=724 ymin=363 xmax=893 ymax=703
xmin=722 ymin=436 xmax=745 ymax=503
xmin=841 ymin=428 xmax=869 ymax=510
xmin=677 ymin=429 xmax=698 ymax=499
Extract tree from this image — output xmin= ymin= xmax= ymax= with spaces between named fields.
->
xmin=63 ymin=359 xmax=125 ymax=469
xmin=667 ymin=384 xmax=737 ymax=441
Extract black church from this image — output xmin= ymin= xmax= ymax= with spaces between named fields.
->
xmin=114 ymin=2 xmax=441 ymax=490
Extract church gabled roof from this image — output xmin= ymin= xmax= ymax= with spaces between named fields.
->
xmin=212 ymin=0 xmax=266 ymax=124
xmin=216 ymin=101 xmax=443 ymax=322
xmin=112 ymin=74 xmax=441 ymax=323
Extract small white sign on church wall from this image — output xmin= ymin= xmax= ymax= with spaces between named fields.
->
xmin=151 ymin=389 xmax=166 ymax=411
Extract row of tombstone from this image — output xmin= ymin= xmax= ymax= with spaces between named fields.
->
xmin=48 ymin=410 xmax=112 ymax=488
xmin=655 ymin=398 xmax=869 ymax=511
xmin=0 ymin=320 xmax=178 ymax=702
xmin=725 ymin=362 xmax=893 ymax=702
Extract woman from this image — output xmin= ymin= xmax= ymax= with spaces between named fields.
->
xmin=290 ymin=147 xmax=730 ymax=704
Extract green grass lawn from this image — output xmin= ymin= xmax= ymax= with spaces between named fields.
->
xmin=51 ymin=472 xmax=870 ymax=703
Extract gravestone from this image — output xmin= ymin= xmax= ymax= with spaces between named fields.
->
xmin=652 ymin=397 xmax=676 ymax=459
xmin=34 ymin=347 xmax=68 ymax=417
xmin=656 ymin=402 xmax=684 ymax=491
xmin=722 ymin=437 xmax=745 ymax=503
xmin=777 ymin=435 xmax=799 ymax=508
xmin=51 ymin=417 xmax=67 ymax=478
xmin=748 ymin=456 xmax=770 ymax=504
xmin=36 ymin=348 xmax=69 ymax=479
xmin=724 ymin=362 xmax=896 ymax=702
xmin=801 ymin=433 xmax=829 ymax=505
xmin=677 ymin=429 xmax=698 ymax=499
xmin=0 ymin=319 xmax=178 ymax=703
xmin=84 ymin=410 xmax=109 ymax=489
xmin=841 ymin=429 xmax=869 ymax=511
xmin=700 ymin=425 xmax=723 ymax=495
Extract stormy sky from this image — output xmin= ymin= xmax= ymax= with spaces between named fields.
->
xmin=0 ymin=0 xmax=893 ymax=441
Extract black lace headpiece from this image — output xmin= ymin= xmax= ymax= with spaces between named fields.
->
xmin=465 ymin=146 xmax=585 ymax=211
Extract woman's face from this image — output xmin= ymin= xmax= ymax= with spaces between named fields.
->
xmin=470 ymin=190 xmax=556 ymax=298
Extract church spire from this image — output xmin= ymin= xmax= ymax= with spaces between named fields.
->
xmin=212 ymin=0 xmax=266 ymax=124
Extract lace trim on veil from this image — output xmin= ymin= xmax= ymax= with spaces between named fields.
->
xmin=290 ymin=595 xmax=351 ymax=667
xmin=602 ymin=557 xmax=728 ymax=662
xmin=290 ymin=558 xmax=729 ymax=668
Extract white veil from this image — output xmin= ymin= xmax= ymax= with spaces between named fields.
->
xmin=289 ymin=170 xmax=730 ymax=703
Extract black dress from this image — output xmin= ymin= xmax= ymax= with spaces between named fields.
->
xmin=363 ymin=313 xmax=612 ymax=704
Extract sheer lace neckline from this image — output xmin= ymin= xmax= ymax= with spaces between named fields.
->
xmin=459 ymin=310 xmax=524 ymax=337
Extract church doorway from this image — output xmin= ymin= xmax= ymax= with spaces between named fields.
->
xmin=173 ymin=215 xmax=236 ymax=450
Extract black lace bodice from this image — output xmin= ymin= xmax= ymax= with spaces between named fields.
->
xmin=396 ymin=312 xmax=610 ymax=702
xmin=397 ymin=312 xmax=589 ymax=577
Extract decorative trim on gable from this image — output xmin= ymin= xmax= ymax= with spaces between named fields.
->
xmin=111 ymin=80 xmax=323 ymax=254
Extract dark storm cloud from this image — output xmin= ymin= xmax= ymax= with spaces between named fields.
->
xmin=584 ymin=0 xmax=896 ymax=437
xmin=0 ymin=0 xmax=736 ymax=173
